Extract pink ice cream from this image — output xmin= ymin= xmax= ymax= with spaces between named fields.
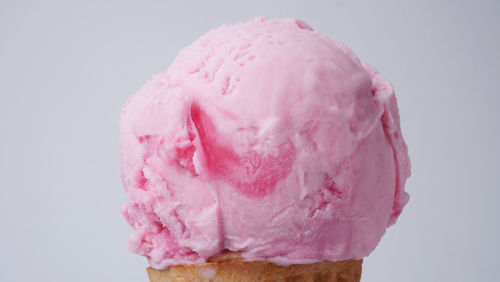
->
xmin=120 ymin=17 xmax=410 ymax=269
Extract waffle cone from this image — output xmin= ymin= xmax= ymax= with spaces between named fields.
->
xmin=147 ymin=252 xmax=362 ymax=282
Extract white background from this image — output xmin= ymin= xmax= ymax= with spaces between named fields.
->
xmin=1 ymin=0 xmax=499 ymax=281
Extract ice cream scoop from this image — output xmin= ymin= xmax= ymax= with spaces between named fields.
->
xmin=120 ymin=17 xmax=410 ymax=270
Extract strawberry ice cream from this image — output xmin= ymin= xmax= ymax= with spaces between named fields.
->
xmin=120 ymin=17 xmax=410 ymax=269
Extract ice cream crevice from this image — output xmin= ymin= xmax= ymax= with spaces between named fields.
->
xmin=364 ymin=65 xmax=410 ymax=225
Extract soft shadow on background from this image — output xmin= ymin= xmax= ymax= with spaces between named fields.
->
xmin=1 ymin=0 xmax=499 ymax=281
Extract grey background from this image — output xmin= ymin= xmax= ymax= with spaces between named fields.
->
xmin=1 ymin=0 xmax=499 ymax=281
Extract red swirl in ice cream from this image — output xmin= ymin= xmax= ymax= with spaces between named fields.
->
xmin=120 ymin=17 xmax=410 ymax=269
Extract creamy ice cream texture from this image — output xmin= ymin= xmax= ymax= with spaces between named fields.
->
xmin=120 ymin=17 xmax=410 ymax=269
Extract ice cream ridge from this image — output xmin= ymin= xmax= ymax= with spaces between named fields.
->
xmin=120 ymin=17 xmax=410 ymax=281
